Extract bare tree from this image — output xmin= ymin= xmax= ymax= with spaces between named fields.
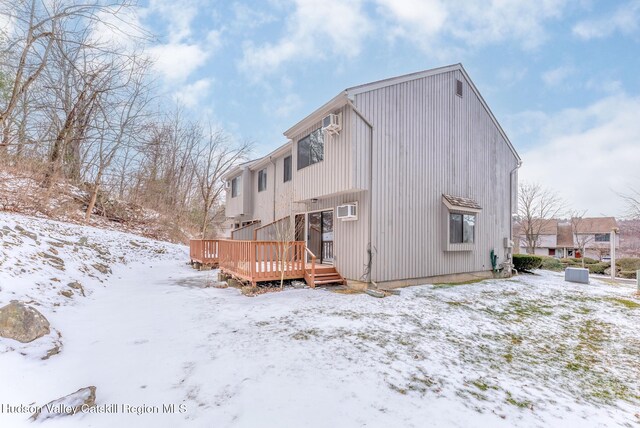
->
xmin=83 ymin=55 xmax=152 ymax=221
xmin=621 ymin=187 xmax=640 ymax=219
xmin=0 ymin=0 xmax=145 ymax=155
xmin=569 ymin=210 xmax=594 ymax=267
xmin=517 ymin=182 xmax=565 ymax=254
xmin=192 ymin=126 xmax=251 ymax=238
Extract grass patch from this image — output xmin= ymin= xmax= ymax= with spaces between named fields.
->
xmin=291 ymin=328 xmax=321 ymax=341
xmin=471 ymin=379 xmax=498 ymax=392
xmin=433 ymin=279 xmax=485 ymax=288
xmin=505 ymin=391 xmax=534 ymax=409
xmin=606 ymin=297 xmax=640 ymax=309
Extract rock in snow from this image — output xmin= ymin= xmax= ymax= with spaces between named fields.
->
xmin=0 ymin=301 xmax=50 ymax=343
xmin=30 ymin=386 xmax=96 ymax=421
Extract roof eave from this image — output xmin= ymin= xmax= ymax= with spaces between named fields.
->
xmin=283 ymin=91 xmax=349 ymax=139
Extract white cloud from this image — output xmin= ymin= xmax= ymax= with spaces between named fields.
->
xmin=541 ymin=65 xmax=575 ymax=86
xmin=148 ymin=43 xmax=209 ymax=82
xmin=174 ymin=78 xmax=212 ymax=108
xmin=518 ymin=94 xmax=640 ymax=216
xmin=239 ymin=0 xmax=372 ymax=78
xmin=573 ymin=0 xmax=640 ymax=40
xmin=146 ymin=0 xmax=199 ymax=43
xmin=376 ymin=0 xmax=569 ymax=51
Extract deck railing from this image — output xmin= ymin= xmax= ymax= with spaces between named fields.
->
xmin=217 ymin=239 xmax=307 ymax=284
xmin=189 ymin=239 xmax=220 ymax=265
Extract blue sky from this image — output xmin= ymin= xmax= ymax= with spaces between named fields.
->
xmin=137 ymin=0 xmax=640 ymax=216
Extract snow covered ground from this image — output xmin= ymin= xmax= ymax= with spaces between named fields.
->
xmin=1 ymin=213 xmax=639 ymax=427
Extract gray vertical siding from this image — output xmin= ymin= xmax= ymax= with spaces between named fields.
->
xmin=225 ymin=65 xmax=519 ymax=285
xmin=291 ymin=105 xmax=366 ymax=201
xmin=225 ymin=168 xmax=254 ymax=219
xmin=295 ymin=191 xmax=370 ymax=281
xmin=354 ymin=70 xmax=519 ymax=283
xmin=231 ymin=222 xmax=262 ymax=240
xmin=251 ymin=162 xmax=275 ymax=225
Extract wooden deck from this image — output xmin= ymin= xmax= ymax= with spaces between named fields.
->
xmin=189 ymin=239 xmax=345 ymax=287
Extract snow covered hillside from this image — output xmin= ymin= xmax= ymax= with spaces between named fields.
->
xmin=1 ymin=213 xmax=639 ymax=427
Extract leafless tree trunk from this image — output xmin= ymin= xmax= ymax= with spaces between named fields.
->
xmin=517 ymin=182 xmax=565 ymax=254
xmin=569 ymin=210 xmax=594 ymax=267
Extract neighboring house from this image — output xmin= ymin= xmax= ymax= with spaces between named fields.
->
xmin=223 ymin=64 xmax=521 ymax=288
xmin=516 ymin=217 xmax=619 ymax=260
xmin=514 ymin=219 xmax=559 ymax=257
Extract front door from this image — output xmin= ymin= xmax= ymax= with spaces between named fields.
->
xmin=308 ymin=210 xmax=334 ymax=264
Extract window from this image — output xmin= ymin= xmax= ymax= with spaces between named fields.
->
xmin=231 ymin=176 xmax=240 ymax=198
xmin=449 ymin=213 xmax=475 ymax=244
xmin=258 ymin=169 xmax=267 ymax=192
xmin=594 ymin=233 xmax=610 ymax=242
xmin=283 ymin=155 xmax=292 ymax=182
xmin=456 ymin=79 xmax=463 ymax=97
xmin=297 ymin=129 xmax=324 ymax=170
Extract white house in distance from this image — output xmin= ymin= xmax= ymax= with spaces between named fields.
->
xmin=223 ymin=64 xmax=522 ymax=288
xmin=515 ymin=217 xmax=619 ymax=260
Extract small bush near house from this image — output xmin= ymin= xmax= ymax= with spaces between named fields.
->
xmin=619 ymin=271 xmax=637 ymax=279
xmin=580 ymin=257 xmax=599 ymax=265
xmin=587 ymin=262 xmax=610 ymax=275
xmin=540 ymin=257 xmax=563 ymax=272
xmin=513 ymin=254 xmax=543 ymax=272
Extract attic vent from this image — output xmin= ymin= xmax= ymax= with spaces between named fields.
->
xmin=456 ymin=79 xmax=463 ymax=97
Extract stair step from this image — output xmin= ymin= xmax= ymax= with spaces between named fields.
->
xmin=309 ymin=272 xmax=340 ymax=277
xmin=313 ymin=279 xmax=345 ymax=285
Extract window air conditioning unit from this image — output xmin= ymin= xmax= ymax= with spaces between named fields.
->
xmin=322 ymin=113 xmax=342 ymax=135
xmin=337 ymin=203 xmax=357 ymax=221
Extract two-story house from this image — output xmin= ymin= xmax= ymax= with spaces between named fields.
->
xmin=516 ymin=217 xmax=619 ymax=260
xmin=223 ymin=64 xmax=521 ymax=288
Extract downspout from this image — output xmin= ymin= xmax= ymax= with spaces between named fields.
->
xmin=347 ymin=98 xmax=375 ymax=286
xmin=509 ymin=159 xmax=523 ymax=260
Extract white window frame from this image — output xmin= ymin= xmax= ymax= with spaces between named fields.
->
xmin=442 ymin=197 xmax=481 ymax=252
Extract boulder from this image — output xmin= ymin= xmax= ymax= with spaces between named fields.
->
xmin=67 ymin=281 xmax=85 ymax=297
xmin=60 ymin=290 xmax=73 ymax=298
xmin=30 ymin=386 xmax=96 ymax=421
xmin=0 ymin=301 xmax=50 ymax=343
xmin=92 ymin=263 xmax=111 ymax=274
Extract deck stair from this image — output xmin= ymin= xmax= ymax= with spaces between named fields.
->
xmin=304 ymin=265 xmax=346 ymax=287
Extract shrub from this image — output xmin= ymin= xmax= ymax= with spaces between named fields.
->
xmin=619 ymin=270 xmax=637 ymax=279
xmin=580 ymin=257 xmax=598 ymax=265
xmin=617 ymin=258 xmax=640 ymax=272
xmin=587 ymin=262 xmax=610 ymax=275
xmin=540 ymin=257 xmax=563 ymax=272
xmin=513 ymin=254 xmax=543 ymax=272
